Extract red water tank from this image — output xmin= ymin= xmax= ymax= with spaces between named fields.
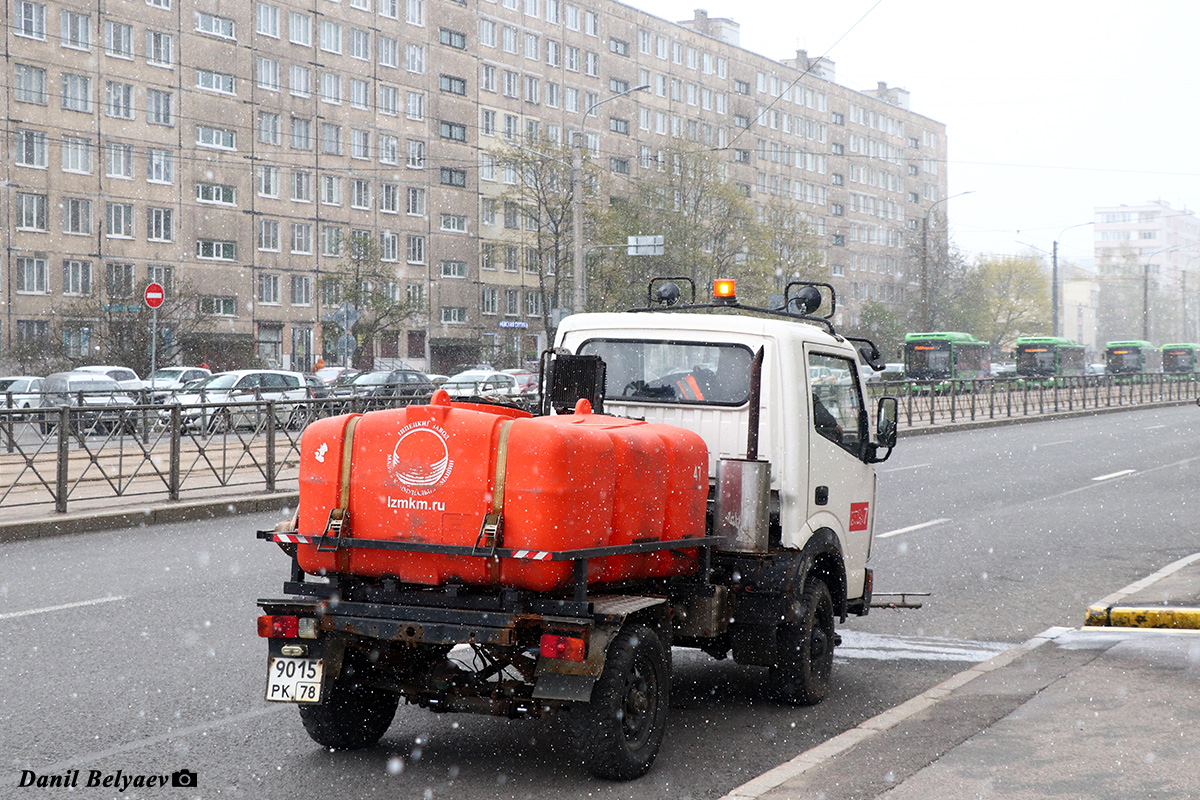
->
xmin=296 ymin=392 xmax=708 ymax=591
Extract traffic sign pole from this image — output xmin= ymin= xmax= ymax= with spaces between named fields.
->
xmin=144 ymin=283 xmax=166 ymax=374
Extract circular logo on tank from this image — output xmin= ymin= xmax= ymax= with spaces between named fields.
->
xmin=388 ymin=422 xmax=454 ymax=495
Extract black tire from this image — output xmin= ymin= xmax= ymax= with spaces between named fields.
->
xmin=206 ymin=409 xmax=232 ymax=434
xmin=298 ymin=651 xmax=399 ymax=750
xmin=569 ymin=624 xmax=670 ymax=781
xmin=768 ymin=578 xmax=835 ymax=706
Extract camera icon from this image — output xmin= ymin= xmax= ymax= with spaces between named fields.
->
xmin=171 ymin=770 xmax=198 ymax=788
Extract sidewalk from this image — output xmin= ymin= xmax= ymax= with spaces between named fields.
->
xmin=722 ymin=554 xmax=1200 ymax=800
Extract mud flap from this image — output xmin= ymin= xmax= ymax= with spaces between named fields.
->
xmin=532 ymin=672 xmax=598 ymax=702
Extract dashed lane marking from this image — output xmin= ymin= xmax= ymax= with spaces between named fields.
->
xmin=877 ymin=462 xmax=931 ymax=473
xmin=0 ymin=595 xmax=126 ymax=621
xmin=1092 ymin=469 xmax=1136 ymax=481
xmin=877 ymin=518 xmax=950 ymax=539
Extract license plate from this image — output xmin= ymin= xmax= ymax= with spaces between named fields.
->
xmin=265 ymin=657 xmax=323 ymax=703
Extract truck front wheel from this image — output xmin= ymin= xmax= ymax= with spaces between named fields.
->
xmin=299 ymin=650 xmax=399 ymax=750
xmin=768 ymin=578 xmax=835 ymax=706
xmin=570 ymin=624 xmax=670 ymax=781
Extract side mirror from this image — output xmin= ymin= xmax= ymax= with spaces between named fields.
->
xmin=866 ymin=396 xmax=898 ymax=463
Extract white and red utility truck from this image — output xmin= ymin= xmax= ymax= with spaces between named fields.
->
xmin=257 ymin=278 xmax=898 ymax=779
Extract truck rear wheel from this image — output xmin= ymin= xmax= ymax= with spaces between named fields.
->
xmin=768 ymin=578 xmax=835 ymax=706
xmin=299 ymin=651 xmax=399 ymax=750
xmin=570 ymin=624 xmax=670 ymax=781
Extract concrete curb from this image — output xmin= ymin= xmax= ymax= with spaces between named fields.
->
xmin=1084 ymin=552 xmax=1200 ymax=629
xmin=0 ymin=492 xmax=299 ymax=544
xmin=717 ymin=626 xmax=1075 ymax=800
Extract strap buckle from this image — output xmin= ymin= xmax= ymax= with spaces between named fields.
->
xmin=475 ymin=512 xmax=504 ymax=557
xmin=318 ymin=508 xmax=346 ymax=551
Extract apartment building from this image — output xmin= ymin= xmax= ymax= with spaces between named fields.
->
xmin=2 ymin=0 xmax=948 ymax=373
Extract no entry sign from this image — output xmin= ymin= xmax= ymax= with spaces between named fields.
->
xmin=144 ymin=282 xmax=165 ymax=309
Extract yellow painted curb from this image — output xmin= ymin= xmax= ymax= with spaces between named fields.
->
xmin=1085 ymin=605 xmax=1200 ymax=630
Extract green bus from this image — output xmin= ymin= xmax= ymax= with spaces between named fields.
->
xmin=1014 ymin=336 xmax=1087 ymax=380
xmin=904 ymin=332 xmax=990 ymax=382
xmin=1161 ymin=343 xmax=1200 ymax=375
xmin=1105 ymin=341 xmax=1161 ymax=375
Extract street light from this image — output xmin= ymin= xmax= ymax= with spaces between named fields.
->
xmin=1052 ymin=221 xmax=1094 ymax=338
xmin=571 ymin=83 xmax=650 ymax=313
xmin=920 ymin=190 xmax=974 ymax=330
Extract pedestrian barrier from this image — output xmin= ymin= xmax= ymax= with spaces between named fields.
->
xmin=2 ymin=375 xmax=1195 ymax=515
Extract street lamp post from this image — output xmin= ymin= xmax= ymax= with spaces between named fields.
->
xmin=920 ymin=190 xmax=974 ymax=331
xmin=571 ymin=84 xmax=650 ymax=313
xmin=1052 ymin=221 xmax=1094 ymax=338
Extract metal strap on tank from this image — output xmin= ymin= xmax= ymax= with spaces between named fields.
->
xmin=318 ymin=415 xmax=361 ymax=551
xmin=476 ymin=418 xmax=514 ymax=557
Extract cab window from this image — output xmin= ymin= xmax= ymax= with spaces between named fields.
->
xmin=808 ymin=353 xmax=864 ymax=455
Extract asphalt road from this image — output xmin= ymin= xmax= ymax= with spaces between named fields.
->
xmin=2 ymin=404 xmax=1197 ymax=799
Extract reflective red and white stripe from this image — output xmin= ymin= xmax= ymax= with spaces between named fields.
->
xmin=274 ymin=533 xmax=312 ymax=544
xmin=511 ymin=550 xmax=553 ymax=561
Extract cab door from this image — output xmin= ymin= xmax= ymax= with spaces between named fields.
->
xmin=804 ymin=347 xmax=876 ymax=599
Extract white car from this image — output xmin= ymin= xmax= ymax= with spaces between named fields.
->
xmin=0 ymin=376 xmax=44 ymax=413
xmin=441 ymin=370 xmax=523 ymax=400
xmin=76 ymin=365 xmax=147 ymax=393
xmin=162 ymin=369 xmax=309 ymax=431
xmin=146 ymin=367 xmax=213 ymax=403
xmin=39 ymin=372 xmax=137 ymax=434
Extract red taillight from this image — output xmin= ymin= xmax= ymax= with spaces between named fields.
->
xmin=540 ymin=634 xmax=586 ymax=662
xmin=258 ymin=614 xmax=299 ymax=639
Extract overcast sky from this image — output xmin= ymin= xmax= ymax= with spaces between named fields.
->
xmin=635 ymin=0 xmax=1200 ymax=268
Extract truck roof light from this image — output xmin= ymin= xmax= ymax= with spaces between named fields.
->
xmin=540 ymin=633 xmax=586 ymax=662
xmin=258 ymin=614 xmax=299 ymax=639
xmin=713 ymin=279 xmax=737 ymax=305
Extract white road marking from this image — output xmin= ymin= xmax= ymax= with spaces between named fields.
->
xmin=1092 ymin=469 xmax=1136 ymax=482
xmin=836 ymin=631 xmax=1010 ymax=663
xmin=877 ymin=462 xmax=931 ymax=473
xmin=1039 ymin=439 xmax=1072 ymax=447
xmin=0 ymin=595 xmax=126 ymax=621
xmin=1145 ymin=424 xmax=1166 ymax=430
xmin=877 ymin=518 xmax=951 ymax=539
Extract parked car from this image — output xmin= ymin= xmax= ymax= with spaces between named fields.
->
xmin=442 ymin=370 xmax=523 ymax=401
xmin=146 ymin=367 xmax=213 ymax=403
xmin=864 ymin=363 xmax=906 ymax=383
xmin=1085 ymin=363 xmax=1107 ymax=376
xmin=0 ymin=376 xmax=44 ymax=413
xmin=76 ymin=365 xmax=147 ymax=393
xmin=332 ymin=369 xmax=436 ymax=400
xmin=303 ymin=374 xmax=330 ymax=399
xmin=39 ymin=371 xmax=136 ymax=434
xmin=161 ymin=369 xmax=309 ymax=432
xmin=315 ymin=366 xmax=360 ymax=386
xmin=502 ymin=369 xmax=540 ymax=398
xmin=989 ymin=363 xmax=1017 ymax=378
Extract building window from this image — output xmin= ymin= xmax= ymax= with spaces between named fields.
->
xmin=482 ymin=286 xmax=498 ymax=315
xmin=63 ymin=260 xmax=93 ymax=296
xmin=61 ymin=136 xmax=93 ymax=174
xmin=321 ymin=175 xmax=343 ymax=206
xmin=61 ymin=10 xmax=91 ymax=50
xmin=291 ymin=171 xmax=312 ymax=202
xmin=291 ymin=223 xmax=312 ymax=254
xmin=290 ymin=65 xmax=312 ymax=97
xmin=196 ymin=69 xmax=236 ymax=95
xmin=380 ymin=183 xmax=399 ymax=213
xmin=197 ymin=182 xmax=236 ymax=206
xmin=319 ymin=20 xmax=341 ymax=53
xmin=258 ymin=274 xmax=280 ymax=304
xmin=197 ymin=240 xmax=237 ymax=260
xmin=146 ymin=89 xmax=173 ymax=125
xmin=378 ymin=84 xmax=399 ymax=115
xmin=379 ymin=230 xmax=399 ymax=262
xmin=407 ymin=235 xmax=425 ymax=264
xmin=16 ymin=2 xmax=47 ymax=40
xmin=440 ymin=307 xmax=467 ymax=324
xmin=258 ymin=112 xmax=281 ymax=145
xmin=196 ymin=125 xmax=236 ymax=150
xmin=146 ymin=30 xmax=173 ymax=66
xmin=196 ymin=10 xmax=235 ymax=39
xmin=105 ymin=82 xmax=134 ymax=119
xmin=15 ymin=130 xmax=48 ymax=169
xmin=407 ymin=140 xmax=426 ymax=169
xmin=379 ymin=34 xmax=399 ymax=67
xmin=106 ymin=143 xmax=134 ymax=179
xmin=106 ymin=202 xmax=134 ymax=237
xmin=16 ymin=257 xmax=49 ymax=294
xmin=16 ymin=193 xmax=48 ymax=231
xmin=199 ymin=296 xmax=237 ymax=316
xmin=322 ymin=227 xmax=343 ymax=256
xmin=351 ymin=179 xmax=371 ymax=209
xmin=320 ymin=72 xmax=342 ymax=105
xmin=440 ymin=214 xmax=467 ymax=232
xmin=439 ymin=121 xmax=467 ymax=141
xmin=14 ymin=64 xmax=47 ymax=104
xmin=259 ymin=219 xmax=281 ymax=251
xmin=61 ymin=73 xmax=93 ymax=112
xmin=406 ymin=187 xmax=426 ymax=216
xmin=440 ymin=168 xmax=467 ymax=187
xmin=440 ymin=28 xmax=466 ymax=49
xmin=106 ymin=263 xmax=135 ymax=299
xmin=290 ymin=117 xmax=312 ymax=150
xmin=440 ymin=74 xmax=467 ymax=96
xmin=351 ymin=129 xmax=370 ymax=159
xmin=257 ymin=3 xmax=279 ymax=37
xmin=104 ymin=20 xmax=132 ymax=56
xmin=291 ymin=275 xmax=313 ymax=306
xmin=146 ymin=207 xmax=173 ymax=241
xmin=258 ymin=166 xmax=280 ymax=198
xmin=62 ymin=197 xmax=92 ymax=235
xmin=379 ymin=135 xmax=399 ymax=165
xmin=351 ymin=28 xmax=370 ymax=60
xmin=406 ymin=91 xmax=425 ymax=120
xmin=441 ymin=260 xmax=467 ymax=278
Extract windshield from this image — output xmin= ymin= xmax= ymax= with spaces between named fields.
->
xmin=1163 ymin=349 xmax=1196 ymax=373
xmin=68 ymin=377 xmax=122 ymax=392
xmin=149 ymin=368 xmax=185 ymax=380
xmin=0 ymin=379 xmax=27 ymax=392
xmin=352 ymin=373 xmax=390 ymax=386
xmin=1106 ymin=348 xmax=1142 ymax=373
xmin=579 ymin=339 xmax=753 ymax=406
xmin=1016 ymin=346 xmax=1056 ymax=376
xmin=905 ymin=342 xmax=952 ymax=379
